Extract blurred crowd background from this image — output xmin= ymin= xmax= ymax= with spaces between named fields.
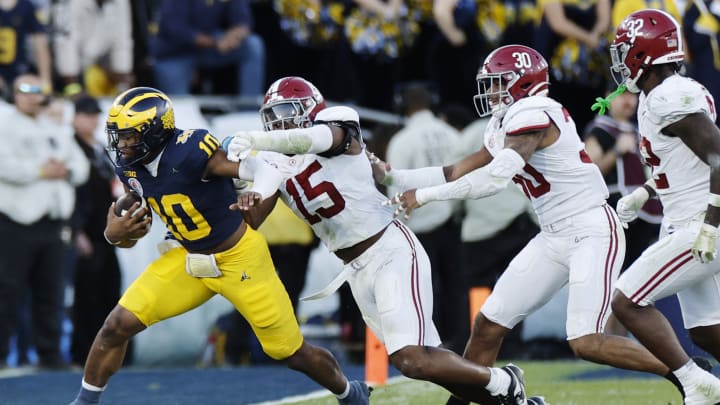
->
xmin=1 ymin=0 xmax=718 ymax=370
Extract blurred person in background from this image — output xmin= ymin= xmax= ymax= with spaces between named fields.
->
xmin=684 ymin=0 xmax=720 ymax=125
xmin=534 ymin=0 xmax=611 ymax=131
xmin=67 ymin=95 xmax=124 ymax=366
xmin=0 ymin=74 xmax=89 ymax=369
xmin=0 ymin=0 xmax=52 ymax=93
xmin=385 ymin=83 xmax=465 ymax=354
xmin=150 ymin=0 xmax=265 ymax=97
xmin=52 ymin=0 xmax=134 ymax=97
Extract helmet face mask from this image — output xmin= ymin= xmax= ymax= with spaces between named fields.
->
xmin=474 ymin=44 xmax=550 ymax=118
xmin=260 ymin=77 xmax=325 ymax=131
xmin=474 ymin=71 xmax=519 ymax=118
xmin=610 ymin=9 xmax=685 ymax=94
xmin=106 ymin=87 xmax=175 ymax=167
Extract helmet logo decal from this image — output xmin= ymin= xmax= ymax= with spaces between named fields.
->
xmin=161 ymin=108 xmax=174 ymax=129
xmin=512 ymin=52 xmax=532 ymax=69
xmin=176 ymin=129 xmax=195 ymax=144
xmin=625 ymin=18 xmax=645 ymax=42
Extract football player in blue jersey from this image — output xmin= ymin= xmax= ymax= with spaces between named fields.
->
xmin=69 ymin=87 xmax=370 ymax=405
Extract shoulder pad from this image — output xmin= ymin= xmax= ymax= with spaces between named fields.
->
xmin=503 ymin=97 xmax=555 ymax=136
xmin=315 ymin=106 xmax=360 ymax=123
xmin=645 ymin=76 xmax=713 ymax=126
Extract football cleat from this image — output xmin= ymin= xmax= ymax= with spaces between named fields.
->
xmin=494 ymin=364 xmax=528 ymax=405
xmin=527 ymin=396 xmax=549 ymax=405
xmin=684 ymin=369 xmax=720 ymax=405
xmin=338 ymin=380 xmax=372 ymax=405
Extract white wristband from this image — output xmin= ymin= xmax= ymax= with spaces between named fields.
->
xmin=103 ymin=230 xmax=121 ymax=246
xmin=709 ymin=193 xmax=720 ymax=208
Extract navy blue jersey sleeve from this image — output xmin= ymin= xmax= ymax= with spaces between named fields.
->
xmin=229 ymin=0 xmax=253 ymax=29
xmin=172 ymin=129 xmax=221 ymax=177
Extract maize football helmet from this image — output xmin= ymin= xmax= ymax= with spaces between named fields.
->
xmin=106 ymin=87 xmax=175 ymax=167
xmin=260 ymin=77 xmax=326 ymax=130
xmin=474 ymin=44 xmax=550 ymax=118
xmin=609 ymin=9 xmax=684 ymax=93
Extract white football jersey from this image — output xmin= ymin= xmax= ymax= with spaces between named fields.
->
xmin=637 ymin=74 xmax=716 ymax=225
xmin=484 ymin=96 xmax=608 ymax=226
xmin=257 ymin=150 xmax=394 ymax=252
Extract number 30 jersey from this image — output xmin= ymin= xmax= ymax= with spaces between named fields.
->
xmin=484 ymin=96 xmax=609 ymax=227
xmin=116 ymin=128 xmax=242 ymax=252
xmin=638 ymin=74 xmax=716 ymax=225
xmin=257 ymin=150 xmax=394 ymax=252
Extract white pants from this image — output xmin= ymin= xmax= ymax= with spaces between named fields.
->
xmin=616 ymin=216 xmax=720 ymax=329
xmin=346 ymin=220 xmax=441 ymax=355
xmin=482 ymin=205 xmax=625 ymax=340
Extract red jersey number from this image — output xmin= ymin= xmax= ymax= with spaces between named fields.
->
xmin=513 ymin=163 xmax=551 ymax=198
xmin=285 ymin=160 xmax=346 ymax=224
xmin=639 ymin=137 xmax=669 ymax=189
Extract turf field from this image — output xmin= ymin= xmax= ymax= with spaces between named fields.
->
xmin=0 ymin=359 xmax=697 ymax=404
xmin=285 ymin=360 xmax=686 ymax=405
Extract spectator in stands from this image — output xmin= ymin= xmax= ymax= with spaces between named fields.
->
xmin=385 ymin=83 xmax=466 ymax=354
xmin=0 ymin=0 xmax=52 ymax=93
xmin=52 ymin=0 xmax=134 ymax=97
xmin=68 ymin=95 xmax=124 ymax=366
xmin=151 ymin=0 xmax=265 ymax=97
xmin=0 ymin=74 xmax=89 ymax=369
xmin=683 ymin=0 xmax=720 ymax=125
xmin=534 ymin=0 xmax=611 ymax=131
xmin=429 ymin=0 xmax=488 ymax=105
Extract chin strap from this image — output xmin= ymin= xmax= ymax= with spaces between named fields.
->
xmin=591 ymin=84 xmax=627 ymax=115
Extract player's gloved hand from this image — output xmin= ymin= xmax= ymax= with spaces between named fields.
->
xmin=221 ymin=133 xmax=254 ymax=162
xmin=692 ymin=223 xmax=718 ymax=263
xmin=366 ymin=150 xmax=391 ymax=185
xmin=383 ymin=189 xmax=420 ymax=220
xmin=616 ymin=186 xmax=650 ymax=228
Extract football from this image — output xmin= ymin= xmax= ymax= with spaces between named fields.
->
xmin=114 ymin=191 xmax=146 ymax=217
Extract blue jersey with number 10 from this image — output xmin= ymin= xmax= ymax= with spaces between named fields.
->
xmin=116 ymin=128 xmax=242 ymax=252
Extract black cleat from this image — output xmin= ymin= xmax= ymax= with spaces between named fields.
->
xmin=494 ymin=364 xmax=527 ymax=405
xmin=527 ymin=396 xmax=549 ymax=405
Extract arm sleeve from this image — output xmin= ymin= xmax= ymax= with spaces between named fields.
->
xmin=415 ymin=148 xmax=525 ymax=204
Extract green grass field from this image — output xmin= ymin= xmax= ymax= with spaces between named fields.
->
xmin=286 ymin=360 xmax=684 ymax=405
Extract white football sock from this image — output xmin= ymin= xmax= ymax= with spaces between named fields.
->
xmin=335 ymin=379 xmax=351 ymax=399
xmin=485 ymin=367 xmax=511 ymax=396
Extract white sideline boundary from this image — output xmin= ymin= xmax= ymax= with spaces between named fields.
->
xmin=251 ymin=375 xmax=410 ymax=404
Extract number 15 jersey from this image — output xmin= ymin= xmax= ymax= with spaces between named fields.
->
xmin=257 ymin=150 xmax=394 ymax=252
xmin=484 ymin=96 xmax=609 ymax=227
